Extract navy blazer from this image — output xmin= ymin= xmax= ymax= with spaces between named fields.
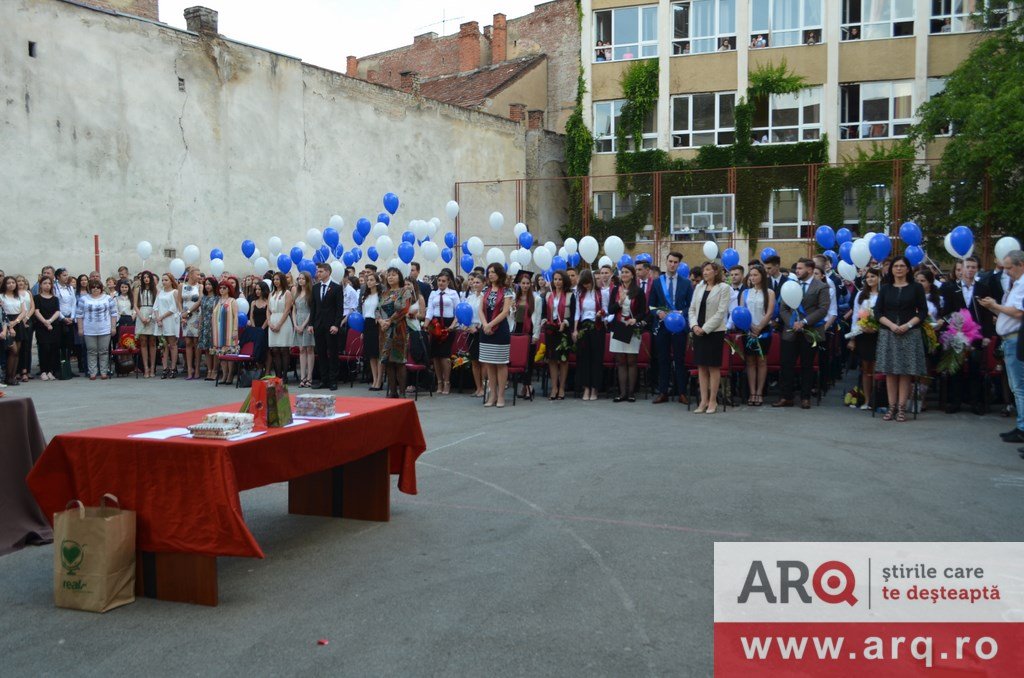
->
xmin=648 ymin=273 xmax=692 ymax=326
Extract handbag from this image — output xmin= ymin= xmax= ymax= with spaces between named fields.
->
xmin=611 ymin=320 xmax=634 ymax=344
xmin=58 ymin=348 xmax=74 ymax=380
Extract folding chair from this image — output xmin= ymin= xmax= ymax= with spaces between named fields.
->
xmin=110 ymin=326 xmax=140 ymax=379
xmin=338 ymin=331 xmax=364 ymax=387
xmin=216 ymin=341 xmax=256 ymax=387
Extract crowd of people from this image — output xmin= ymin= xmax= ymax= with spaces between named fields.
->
xmin=3 ymin=248 xmax=1024 ymax=444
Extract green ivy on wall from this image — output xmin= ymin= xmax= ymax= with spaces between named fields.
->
xmin=560 ymin=0 xmax=592 ymax=241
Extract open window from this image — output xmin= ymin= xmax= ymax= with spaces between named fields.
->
xmin=593 ymin=6 xmax=659 ymax=62
xmin=672 ymin=0 xmax=737 ymax=55
xmin=842 ymin=0 xmax=915 ymax=41
xmin=840 ymin=81 xmax=914 ymax=140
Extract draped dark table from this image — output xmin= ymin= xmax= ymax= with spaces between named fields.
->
xmin=0 ymin=396 xmax=53 ymax=556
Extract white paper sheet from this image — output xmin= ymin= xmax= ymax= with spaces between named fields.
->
xmin=129 ymin=427 xmax=191 ymax=440
xmin=182 ymin=430 xmax=268 ymax=442
xmin=294 ymin=412 xmax=351 ymax=420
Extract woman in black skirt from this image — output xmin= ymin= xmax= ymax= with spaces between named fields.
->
xmin=846 ymin=266 xmax=881 ymax=411
xmin=688 ymin=261 xmax=731 ymax=413
xmin=463 ymin=272 xmax=485 ymax=397
xmin=33 ymin=276 xmax=62 ymax=381
xmin=874 ymin=256 xmax=928 ymax=422
xmin=426 ymin=268 xmax=460 ymax=394
xmin=478 ymin=263 xmax=514 ymax=407
xmin=512 ymin=270 xmax=541 ymax=399
xmin=543 ymin=270 xmax=572 ymax=400
xmin=360 ymin=272 xmax=382 ymax=390
xmin=569 ymin=268 xmax=605 ymax=402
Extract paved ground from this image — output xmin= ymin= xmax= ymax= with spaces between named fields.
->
xmin=2 ymin=373 xmax=1022 ymax=677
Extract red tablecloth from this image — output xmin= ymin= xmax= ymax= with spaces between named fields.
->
xmin=27 ymin=397 xmax=425 ymax=559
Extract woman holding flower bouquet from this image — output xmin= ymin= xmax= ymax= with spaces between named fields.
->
xmin=425 ymin=268 xmax=460 ymax=395
xmin=874 ymin=257 xmax=928 ymax=422
xmin=512 ymin=271 xmax=542 ymax=400
xmin=847 ymin=267 xmax=881 ymax=411
xmin=741 ymin=265 xmax=776 ymax=406
xmin=543 ymin=270 xmax=572 ymax=400
xmin=608 ymin=264 xmax=647 ymax=402
xmin=688 ymin=262 xmax=731 ymax=414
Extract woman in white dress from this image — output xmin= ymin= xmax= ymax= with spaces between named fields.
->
xmin=153 ymin=273 xmax=181 ymax=378
xmin=179 ymin=267 xmax=203 ymax=380
xmin=133 ymin=271 xmax=158 ymax=377
xmin=267 ymin=272 xmax=294 ymax=381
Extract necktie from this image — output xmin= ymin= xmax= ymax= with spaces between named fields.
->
xmin=440 ymin=291 xmax=444 ymax=317
xmin=321 ymin=283 xmax=326 ymax=301
xmin=801 ymin=281 xmax=808 ymax=293
xmin=668 ymin=276 xmax=675 ymax=302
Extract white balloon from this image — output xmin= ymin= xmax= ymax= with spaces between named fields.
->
xmin=376 ymin=235 xmax=395 ymax=261
xmin=578 ymin=236 xmax=599 ymax=263
xmin=413 ymin=219 xmax=431 ymax=241
xmin=372 ymin=222 xmax=390 ymax=239
xmin=183 ymin=244 xmax=200 ymax=265
xmin=850 ymin=239 xmax=872 ymax=268
xmin=564 ymin=238 xmax=578 ymax=255
xmin=509 ymin=262 xmax=522 ymax=276
xmin=489 ymin=212 xmax=504 ymax=231
xmin=533 ymin=246 xmax=553 ymax=271
xmin=863 ymin=232 xmax=877 ymax=245
xmin=136 ymin=240 xmax=153 ymax=261
xmin=306 ymin=228 xmax=323 ymax=248
xmin=544 ymin=241 xmax=558 ymax=256
xmin=702 ymin=241 xmax=719 ymax=261
xmin=518 ymin=248 xmax=532 ymax=266
xmin=995 ymin=237 xmax=1021 ymax=262
xmin=251 ymin=247 xmax=260 ymax=261
xmin=486 ymin=248 xmax=506 ymax=265
xmin=268 ymin=237 xmax=283 ymax=257
xmin=421 ymin=241 xmax=440 ymax=262
xmin=598 ymin=256 xmax=613 ymax=269
xmin=390 ymin=258 xmax=410 ymax=277
xmin=253 ymin=256 xmax=269 ymax=273
xmin=445 ymin=200 xmax=460 ymax=220
xmin=294 ymin=241 xmax=308 ymax=255
xmin=604 ymin=236 xmax=625 ymax=261
xmin=209 ymin=258 xmax=224 ymax=277
xmin=427 ymin=219 xmax=439 ymax=237
xmin=236 ymin=297 xmax=250 ymax=314
xmin=513 ymin=222 xmax=528 ymax=238
xmin=837 ymin=261 xmax=858 ymax=282
xmin=467 ymin=236 xmax=484 ymax=256
xmin=558 ymin=246 xmax=568 ymax=259
xmin=780 ymin=280 xmax=804 ymax=310
xmin=169 ymin=258 xmax=186 ymax=278
xmin=943 ymin=232 xmax=956 ymax=258
xmin=329 ymin=215 xmax=344 ymax=230
xmin=330 ymin=261 xmax=344 ymax=283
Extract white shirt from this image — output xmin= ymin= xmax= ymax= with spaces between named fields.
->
xmin=361 ymin=292 xmax=378 ymax=319
xmin=54 ymin=281 xmax=77 ymax=319
xmin=1 ymin=294 xmax=24 ymax=317
xmin=76 ymin=294 xmax=117 ymax=336
xmin=463 ymin=291 xmax=483 ymax=326
xmin=598 ymin=286 xmax=612 ymax=313
xmin=573 ymin=290 xmax=599 ymax=322
xmin=961 ymin=280 xmax=976 ymax=308
xmin=425 ymin=288 xmax=460 ymax=321
xmin=824 ymin=277 xmax=838 ymax=322
xmin=342 ymin=284 xmax=359 ymax=316
xmin=725 ymin=286 xmax=741 ymax=330
xmin=996 ymin=276 xmax=1024 ymax=337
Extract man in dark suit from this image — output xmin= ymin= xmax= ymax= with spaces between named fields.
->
xmin=409 ymin=262 xmax=432 ymax=304
xmin=648 ymin=251 xmax=693 ymax=404
xmin=764 ymin=255 xmax=789 ymax=295
xmin=941 ymin=255 xmax=996 ymax=414
xmin=309 ymin=262 xmax=345 ymax=390
xmin=773 ymin=258 xmax=830 ymax=409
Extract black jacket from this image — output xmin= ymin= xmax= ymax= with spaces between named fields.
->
xmin=309 ymin=280 xmax=345 ymax=330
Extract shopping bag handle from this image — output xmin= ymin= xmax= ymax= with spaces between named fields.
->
xmin=65 ymin=500 xmax=85 ymax=519
xmin=100 ymin=493 xmax=120 ymax=509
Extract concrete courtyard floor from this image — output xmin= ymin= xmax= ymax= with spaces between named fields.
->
xmin=2 ymin=373 xmax=1023 ymax=676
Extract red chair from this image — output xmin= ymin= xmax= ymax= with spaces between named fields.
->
xmin=217 ymin=341 xmax=256 ymax=387
xmin=338 ymin=330 xmax=365 ymax=387
xmin=636 ymin=332 xmax=653 ymax=399
xmin=110 ymin=326 xmax=140 ymax=379
xmin=289 ymin=346 xmax=300 ymax=381
xmin=403 ymin=361 xmax=432 ymax=400
xmin=686 ymin=341 xmax=732 ymax=411
xmin=507 ymin=334 xmax=531 ymax=405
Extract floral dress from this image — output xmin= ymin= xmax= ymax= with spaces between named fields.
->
xmin=180 ymin=283 xmax=202 ymax=338
xmin=198 ymin=294 xmax=217 ymax=350
xmin=376 ymin=286 xmax=413 ymax=363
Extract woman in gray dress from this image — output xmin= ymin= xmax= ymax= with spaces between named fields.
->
xmin=291 ymin=271 xmax=315 ymax=387
xmin=197 ymin=276 xmax=218 ymax=381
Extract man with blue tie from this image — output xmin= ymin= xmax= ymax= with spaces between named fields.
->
xmin=649 ymin=251 xmax=692 ymax=404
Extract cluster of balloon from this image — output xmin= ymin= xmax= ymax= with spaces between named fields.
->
xmin=944 ymin=225 xmax=974 ymax=260
xmin=899 ymin=221 xmax=925 ymax=266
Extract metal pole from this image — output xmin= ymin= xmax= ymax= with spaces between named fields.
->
xmin=94 ymin=234 xmax=100 ymax=273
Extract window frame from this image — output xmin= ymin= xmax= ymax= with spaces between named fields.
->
xmin=750 ymin=86 xmax=823 ymax=145
xmin=593 ymin=5 xmax=660 ymax=63
xmin=593 ymin=191 xmax=638 ymax=222
xmin=839 ymin=80 xmax=915 ymax=141
xmin=671 ymin=0 xmax=738 ymax=56
xmin=749 ymin=0 xmax=825 ymax=49
xmin=759 ymin=188 xmax=808 ymax=241
xmin=929 ymin=0 xmax=1009 ymax=34
xmin=841 ymin=0 xmax=916 ymax=41
xmin=593 ymin=99 xmax=658 ymax=154
xmin=671 ymin=91 xmax=737 ymax=148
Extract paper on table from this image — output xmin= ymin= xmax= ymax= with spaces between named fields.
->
xmin=283 ymin=419 xmax=310 ymax=428
xmin=129 ymin=427 xmax=191 ymax=440
xmin=182 ymin=430 xmax=268 ymax=442
xmin=296 ymin=412 xmax=351 ymax=420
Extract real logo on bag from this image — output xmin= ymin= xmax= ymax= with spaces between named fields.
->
xmin=61 ymin=539 xmax=85 ymax=575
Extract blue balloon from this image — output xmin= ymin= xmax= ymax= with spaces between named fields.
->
xmin=241 ymin=240 xmax=256 ymax=259
xmin=619 ymin=254 xmax=633 ymax=268
xmin=238 ymin=312 xmax=248 ymax=328
xmin=731 ymin=306 xmax=752 ymax=332
xmin=323 ymin=228 xmax=340 ymax=249
xmin=664 ymin=311 xmax=686 ymax=334
xmin=352 ymin=229 xmax=366 ymax=246
xmin=678 ymin=263 xmax=690 ymax=280
xmin=905 ymin=245 xmax=925 ymax=266
xmin=518 ymin=232 xmax=534 ymax=249
xmin=815 ymin=225 xmax=836 ymax=250
xmin=839 ymin=241 xmax=854 ymax=265
xmin=418 ymin=237 xmax=430 ymax=246
xmin=462 ymin=241 xmax=471 ymax=256
xmin=950 ymin=225 xmax=974 ymax=257
xmin=551 ymin=255 xmax=567 ymax=271
xmin=299 ymin=258 xmax=317 ymax=277
xmin=356 ymin=218 xmax=372 ymax=237
xmin=377 ymin=212 xmax=391 ymax=226
xmin=277 ymin=254 xmax=292 ymax=273
xmin=351 ymin=247 xmax=362 ymax=262
xmin=836 ymin=227 xmax=853 ymax=245
xmin=760 ymin=247 xmax=777 ymax=263
xmin=401 ymin=231 xmax=415 ymax=244
xmin=334 ymin=245 xmax=345 ymax=259
xmin=313 ymin=249 xmax=328 ymax=264
xmin=347 ymin=311 xmax=365 ymax=333
xmin=441 ymin=247 xmax=453 ymax=263
xmin=823 ymin=250 xmax=838 ymax=268
xmin=869 ymin=233 xmax=892 ymax=261
xmin=455 ymin=302 xmax=474 ymax=326
xmin=636 ymin=253 xmax=653 ymax=264
xmin=460 ymin=253 xmax=475 ymax=274
xmin=542 ymin=269 xmax=553 ymax=283
xmin=317 ymin=245 xmax=330 ymax=261
xmin=568 ymin=252 xmax=581 ymax=268
xmin=342 ymin=251 xmax=356 ymax=267
xmin=397 ymin=241 xmax=415 ymax=264
xmin=721 ymin=248 xmax=740 ymax=269
xmin=444 ymin=232 xmax=457 ymax=249
xmin=898 ymin=221 xmax=922 ymax=247
xmin=290 ymin=246 xmax=304 ymax=265
xmin=210 ymin=248 xmax=224 ymax=261
xmin=383 ymin=192 xmax=400 ymax=215
xmin=367 ymin=246 xmax=379 ymax=262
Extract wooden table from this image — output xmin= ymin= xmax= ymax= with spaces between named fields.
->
xmin=28 ymin=396 xmax=426 ymax=605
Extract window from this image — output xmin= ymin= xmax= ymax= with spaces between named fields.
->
xmin=594 ymin=6 xmax=658 ymax=62
xmin=672 ymin=92 xmax=736 ymax=147
xmin=749 ymin=0 xmax=824 ymax=48
xmin=28 ymin=42 xmax=37 ymax=58
xmin=842 ymin=185 xmax=889 ymax=231
xmin=840 ymin=81 xmax=914 ymax=139
xmin=671 ymin=194 xmax=735 ymax=236
xmin=842 ymin=0 xmax=915 ymax=41
xmin=930 ymin=0 xmax=1009 ymax=33
xmin=751 ymin=86 xmax=822 ymax=143
xmin=672 ymin=0 xmax=737 ymax=55
xmin=759 ymin=189 xmax=808 ymax=240
xmin=593 ymin=100 xmax=657 ymax=153
xmin=593 ymin=192 xmax=638 ymax=221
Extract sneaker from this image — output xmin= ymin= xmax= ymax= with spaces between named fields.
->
xmin=1000 ymin=429 xmax=1024 ymax=443
xmin=859 ymin=403 xmax=870 ymax=410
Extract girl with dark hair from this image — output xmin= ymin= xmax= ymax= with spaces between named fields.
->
xmin=741 ymin=265 xmax=776 ymax=406
xmin=268 ymin=272 xmax=294 ymax=381
xmin=847 ymin=267 xmax=882 ymax=410
xmin=114 ymin=280 xmax=134 ymax=328
xmin=608 ymin=264 xmax=646 ymax=402
xmin=689 ymin=262 xmax=731 ymax=413
xmin=462 ymin=272 xmax=486 ymax=397
xmin=377 ymin=267 xmax=413 ymax=398
xmin=426 ymin=268 xmax=460 ymax=394
xmin=874 ymin=256 xmax=928 ymax=422
xmin=512 ymin=271 xmax=542 ymax=399
xmin=249 ymin=280 xmax=270 ymax=375
xmin=478 ymin=263 xmax=514 ymax=407
xmin=33 ymin=276 xmax=62 ymax=381
xmin=570 ymin=268 xmax=604 ymax=401
xmin=133 ymin=270 xmax=158 ymax=377
xmin=74 ymin=274 xmax=90 ymax=372
xmin=292 ymin=271 xmax=316 ymax=388
xmin=198 ymin=276 xmax=219 ymax=380
xmin=212 ymin=280 xmax=239 ymax=384
xmin=359 ymin=272 xmax=382 ymax=391
xmin=544 ymin=270 xmax=572 ymax=400
xmin=77 ymin=279 xmax=117 ymax=380
xmin=1 ymin=276 xmax=26 ymax=386
xmin=15 ymin=276 xmax=34 ymax=382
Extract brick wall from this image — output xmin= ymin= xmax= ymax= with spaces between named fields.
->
xmin=77 ymin=0 xmax=159 ymax=21
xmin=353 ymin=31 xmax=477 ymax=91
xmin=506 ymin=0 xmax=578 ymax=133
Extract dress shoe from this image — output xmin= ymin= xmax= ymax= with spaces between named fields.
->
xmin=653 ymin=394 xmax=669 ymax=404
xmin=678 ymin=394 xmax=689 ymax=404
xmin=772 ymin=399 xmax=793 ymax=408
xmin=311 ymin=382 xmax=323 ymax=390
xmin=800 ymin=399 xmax=811 ymax=409
xmin=1001 ymin=429 xmax=1024 ymax=442
xmin=329 ymin=384 xmax=338 ymax=391
xmin=972 ymin=404 xmax=986 ymax=416
xmin=945 ymin=404 xmax=961 ymax=414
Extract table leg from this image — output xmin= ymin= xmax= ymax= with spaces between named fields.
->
xmin=288 ymin=448 xmax=390 ymax=521
xmin=135 ymin=551 xmax=218 ymax=606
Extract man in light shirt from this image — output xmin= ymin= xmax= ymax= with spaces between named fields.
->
xmin=978 ymin=251 xmax=1024 ymax=446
